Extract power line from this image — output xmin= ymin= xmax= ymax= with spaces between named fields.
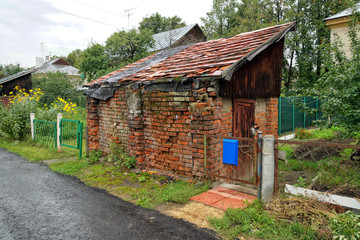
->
xmin=72 ymin=0 xmax=128 ymax=19
xmin=18 ymin=0 xmax=122 ymax=29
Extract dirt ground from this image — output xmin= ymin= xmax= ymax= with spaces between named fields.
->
xmin=155 ymin=201 xmax=225 ymax=229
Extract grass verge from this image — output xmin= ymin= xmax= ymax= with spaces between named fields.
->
xmin=49 ymin=161 xmax=210 ymax=209
xmin=0 ymin=137 xmax=81 ymax=161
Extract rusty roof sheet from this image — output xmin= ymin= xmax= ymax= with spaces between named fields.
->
xmin=87 ymin=22 xmax=295 ymax=87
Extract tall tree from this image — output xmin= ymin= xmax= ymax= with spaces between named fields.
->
xmin=105 ymin=29 xmax=154 ymax=66
xmin=0 ymin=63 xmax=26 ymax=79
xmin=65 ymin=49 xmax=83 ymax=69
xmin=80 ymin=42 xmax=110 ymax=81
xmin=139 ymin=13 xmax=186 ymax=34
xmin=201 ymin=0 xmax=239 ymax=39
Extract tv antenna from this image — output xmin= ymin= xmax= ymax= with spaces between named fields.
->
xmin=124 ymin=7 xmax=137 ymax=30
xmin=40 ymin=42 xmax=46 ymax=61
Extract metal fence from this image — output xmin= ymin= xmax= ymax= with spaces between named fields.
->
xmin=60 ymin=119 xmax=83 ymax=159
xmin=278 ymin=97 xmax=323 ymax=135
xmin=276 ymin=139 xmax=360 ymax=199
xmin=33 ymin=119 xmax=57 ymax=148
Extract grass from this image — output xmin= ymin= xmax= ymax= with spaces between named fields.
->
xmin=49 ymin=161 xmax=211 ymax=209
xmin=0 ymin=137 xmax=82 ymax=161
xmin=209 ymin=201 xmax=318 ymax=240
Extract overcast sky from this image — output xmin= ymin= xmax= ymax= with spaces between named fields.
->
xmin=0 ymin=0 xmax=212 ymax=68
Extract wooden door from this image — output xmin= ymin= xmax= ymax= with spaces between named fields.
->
xmin=233 ymin=98 xmax=255 ymax=181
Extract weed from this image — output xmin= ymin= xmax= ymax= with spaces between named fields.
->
xmin=294 ymin=176 xmax=308 ymax=188
xmin=330 ymin=211 xmax=360 ymax=239
xmin=87 ymin=150 xmax=102 ymax=164
xmin=295 ymin=128 xmax=313 ymax=140
xmin=210 ymin=201 xmax=318 ymax=240
xmin=108 ymin=143 xmax=137 ymax=170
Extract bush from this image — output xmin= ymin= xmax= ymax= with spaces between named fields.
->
xmin=0 ymin=87 xmax=42 ymax=140
xmin=295 ymin=128 xmax=313 ymax=139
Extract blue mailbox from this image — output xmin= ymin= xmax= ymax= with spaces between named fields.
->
xmin=223 ymin=139 xmax=239 ymax=166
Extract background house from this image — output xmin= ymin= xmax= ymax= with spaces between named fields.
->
xmin=149 ymin=23 xmax=206 ymax=52
xmin=84 ymin=22 xmax=295 ymax=179
xmin=325 ymin=2 xmax=360 ymax=57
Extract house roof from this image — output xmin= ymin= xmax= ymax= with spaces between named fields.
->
xmin=149 ymin=23 xmax=203 ymax=52
xmin=87 ymin=22 xmax=295 ymax=88
xmin=35 ymin=57 xmax=80 ymax=76
xmin=324 ymin=2 xmax=360 ymax=21
xmin=0 ymin=68 xmax=38 ymax=85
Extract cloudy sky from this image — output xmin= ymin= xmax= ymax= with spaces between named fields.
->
xmin=0 ymin=0 xmax=212 ymax=67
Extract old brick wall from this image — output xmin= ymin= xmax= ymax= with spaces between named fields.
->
xmin=254 ymin=98 xmax=278 ymax=137
xmin=86 ymin=84 xmax=279 ymax=179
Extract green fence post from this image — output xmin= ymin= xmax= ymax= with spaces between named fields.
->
xmin=292 ymin=97 xmax=295 ymax=132
xmin=79 ymin=122 xmax=83 ymax=159
xmin=278 ymin=97 xmax=281 ymax=135
xmin=303 ymin=97 xmax=306 ymax=128
xmin=316 ymin=98 xmax=319 ymax=121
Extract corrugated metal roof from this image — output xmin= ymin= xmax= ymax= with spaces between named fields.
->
xmin=149 ymin=24 xmax=198 ymax=52
xmin=0 ymin=68 xmax=38 ymax=85
xmin=324 ymin=2 xmax=360 ymax=21
xmin=87 ymin=22 xmax=295 ymax=87
xmin=35 ymin=58 xmax=80 ymax=76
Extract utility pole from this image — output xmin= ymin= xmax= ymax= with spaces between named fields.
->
xmin=124 ymin=7 xmax=137 ymax=30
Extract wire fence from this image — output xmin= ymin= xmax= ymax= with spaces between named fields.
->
xmin=278 ymin=96 xmax=323 ymax=135
xmin=276 ymin=139 xmax=360 ymax=199
xmin=33 ymin=120 xmax=57 ymax=148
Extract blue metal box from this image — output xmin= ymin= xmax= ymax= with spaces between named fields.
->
xmin=223 ymin=139 xmax=238 ymax=166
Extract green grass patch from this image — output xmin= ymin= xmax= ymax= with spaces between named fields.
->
xmin=49 ymin=160 xmax=89 ymax=175
xmin=209 ymin=201 xmax=319 ymax=240
xmin=0 ymin=137 xmax=81 ymax=161
xmin=73 ymin=163 xmax=210 ymax=209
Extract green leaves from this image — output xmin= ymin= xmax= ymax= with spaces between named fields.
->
xmin=138 ymin=12 xmax=186 ymax=34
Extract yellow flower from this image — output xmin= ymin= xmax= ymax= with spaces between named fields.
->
xmin=29 ymin=89 xmax=33 ymax=92
xmin=9 ymin=91 xmax=13 ymax=94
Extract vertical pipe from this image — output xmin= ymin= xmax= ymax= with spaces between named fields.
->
xmin=57 ymin=113 xmax=62 ymax=152
xmin=257 ymin=131 xmax=263 ymax=200
xmin=79 ymin=122 xmax=83 ymax=159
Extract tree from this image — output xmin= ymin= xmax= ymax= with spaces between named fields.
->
xmin=308 ymin=13 xmax=360 ymax=131
xmin=65 ymin=49 xmax=83 ymax=69
xmin=139 ymin=12 xmax=186 ymax=34
xmin=105 ymin=29 xmax=154 ymax=66
xmin=201 ymin=0 xmax=240 ymax=39
xmin=32 ymin=72 xmax=84 ymax=106
xmin=0 ymin=63 xmax=26 ymax=79
xmin=79 ymin=42 xmax=110 ymax=81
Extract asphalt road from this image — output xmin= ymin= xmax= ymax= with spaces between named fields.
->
xmin=0 ymin=148 xmax=218 ymax=240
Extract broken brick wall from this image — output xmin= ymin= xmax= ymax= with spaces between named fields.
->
xmin=86 ymin=81 xmax=278 ymax=178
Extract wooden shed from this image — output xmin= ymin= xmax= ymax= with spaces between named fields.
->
xmin=84 ymin=22 xmax=295 ymax=180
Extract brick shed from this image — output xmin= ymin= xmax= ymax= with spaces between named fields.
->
xmin=84 ymin=22 xmax=295 ymax=179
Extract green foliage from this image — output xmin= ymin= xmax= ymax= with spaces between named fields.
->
xmin=105 ymin=29 xmax=154 ymax=66
xmin=32 ymin=71 xmax=84 ymax=107
xmin=308 ymin=12 xmax=360 ymax=132
xmin=64 ymin=49 xmax=83 ymax=69
xmin=330 ymin=211 xmax=360 ymax=240
xmin=139 ymin=12 xmax=186 ymax=34
xmin=87 ymin=150 xmax=102 ymax=164
xmin=0 ymin=63 xmax=26 ymax=79
xmin=209 ymin=201 xmax=318 ymax=239
xmin=80 ymin=41 xmax=110 ymax=81
xmin=0 ymin=88 xmax=41 ymax=140
xmin=295 ymin=128 xmax=313 ymax=139
xmin=108 ymin=143 xmax=137 ymax=170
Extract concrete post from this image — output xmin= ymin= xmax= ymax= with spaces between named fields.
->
xmin=261 ymin=135 xmax=276 ymax=202
xmin=30 ymin=113 xmax=35 ymax=140
xmin=57 ymin=113 xmax=62 ymax=152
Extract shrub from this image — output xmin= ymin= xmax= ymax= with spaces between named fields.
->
xmin=295 ymin=128 xmax=313 ymax=140
xmin=0 ymin=87 xmax=43 ymax=140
